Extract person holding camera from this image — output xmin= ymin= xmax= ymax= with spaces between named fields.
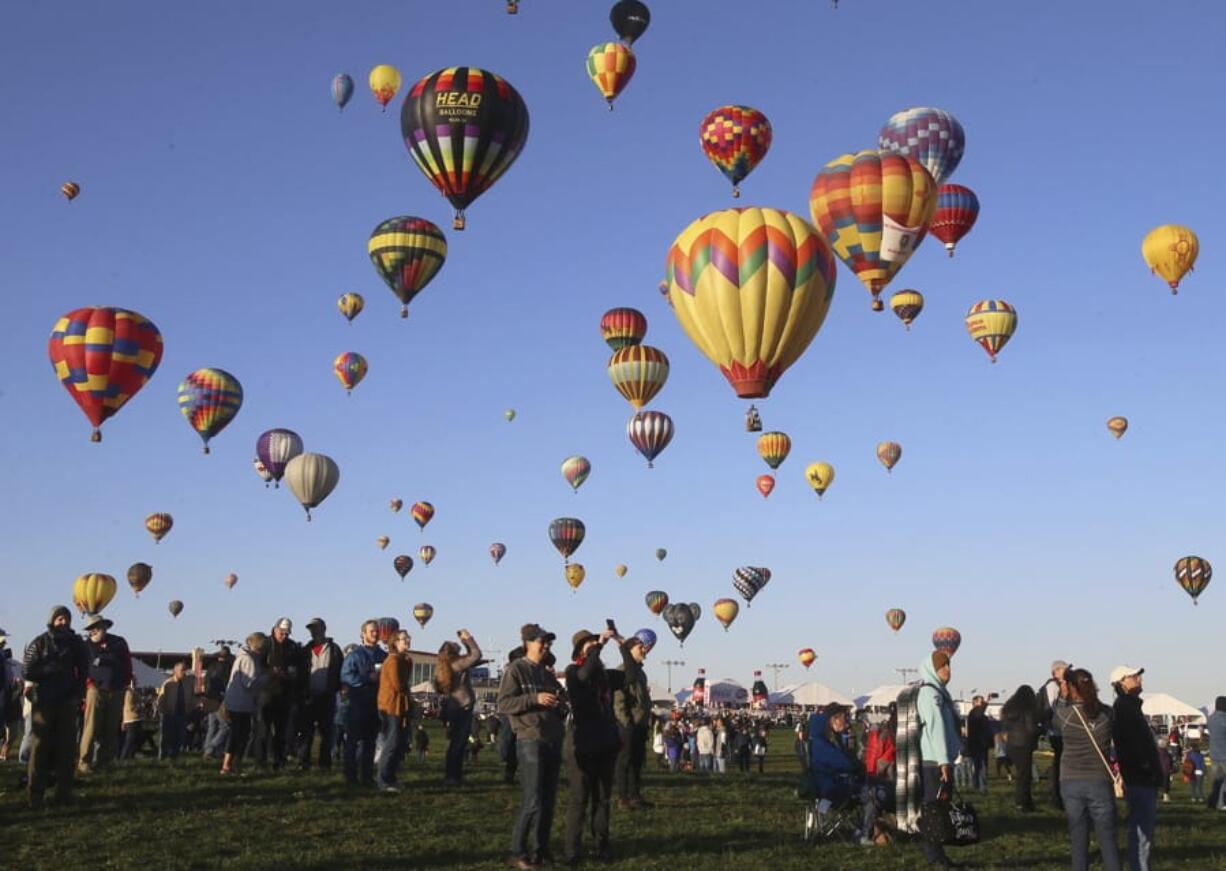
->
xmin=434 ymin=628 xmax=483 ymax=786
xmin=77 ymin=613 xmax=132 ymax=775
xmin=22 ymin=605 xmax=89 ymax=808
xmin=1053 ymin=668 xmax=1121 ymax=871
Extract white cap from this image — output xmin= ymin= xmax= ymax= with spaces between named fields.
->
xmin=1109 ymin=665 xmax=1144 ymax=685
xmin=275 ymin=618 xmax=293 ymax=632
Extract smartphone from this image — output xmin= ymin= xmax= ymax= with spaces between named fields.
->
xmin=605 ymin=619 xmax=617 ymax=633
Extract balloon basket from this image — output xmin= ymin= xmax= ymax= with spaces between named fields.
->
xmin=400 ymin=306 xmax=408 ymax=318
xmin=731 ymin=187 xmax=740 ymax=199
xmin=90 ymin=429 xmax=101 ymax=443
xmin=453 ymin=213 xmax=466 ymax=231
xmin=203 ymin=445 xmax=210 ymax=455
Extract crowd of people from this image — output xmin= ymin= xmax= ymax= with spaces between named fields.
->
xmin=2 ymin=609 xmax=1224 ymax=869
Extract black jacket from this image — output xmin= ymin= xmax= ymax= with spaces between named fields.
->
xmin=24 ymin=625 xmax=88 ymax=706
xmin=967 ymin=707 xmax=993 ymax=754
xmin=265 ymin=636 xmax=303 ymax=700
xmin=564 ymin=641 xmax=632 ymax=756
xmin=1001 ymin=697 xmax=1038 ymax=751
xmin=1112 ymin=692 xmax=1163 ymax=789
xmin=611 ymin=649 xmax=651 ymax=728
xmin=204 ymin=655 xmax=235 ymax=702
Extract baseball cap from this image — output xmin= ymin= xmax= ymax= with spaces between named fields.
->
xmin=275 ymin=617 xmax=292 ymax=632
xmin=520 ymin=623 xmax=556 ymax=643
xmin=1109 ymin=665 xmax=1144 ymax=685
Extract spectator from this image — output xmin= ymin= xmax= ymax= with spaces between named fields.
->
xmin=916 ymin=650 xmax=960 ymax=868
xmin=434 ymin=629 xmax=482 ymax=786
xmin=1038 ymin=659 xmax=1071 ymax=810
xmin=376 ymin=629 xmax=413 ymax=792
xmin=221 ymin=633 xmax=270 ymax=776
xmin=120 ymin=685 xmax=142 ymax=759
xmin=713 ymin=718 xmax=729 ymax=774
xmin=994 ymin=727 xmax=1012 ymax=781
xmin=1185 ymin=744 xmax=1206 ymax=803
xmin=1208 ymin=696 xmax=1226 ymax=810
xmin=340 ymin=619 xmax=386 ymax=786
xmin=498 ymin=647 xmax=524 ymax=784
xmin=696 ymin=719 xmax=715 ymax=772
xmin=22 ymin=605 xmax=88 ymax=808
xmin=0 ymin=629 xmax=13 ymax=761
xmin=201 ymin=646 xmax=234 ymax=760
xmin=611 ymin=636 xmax=652 ymax=808
xmin=966 ymin=695 xmax=992 ymax=794
xmin=864 ymin=704 xmax=898 ymax=785
xmin=156 ymin=661 xmax=196 ymax=760
xmin=1001 ymin=684 xmax=1039 ymax=812
xmin=299 ymin=618 xmax=343 ymax=771
xmin=1054 ymin=668 xmax=1121 ymax=871
xmin=752 ymin=727 xmax=768 ymax=773
xmin=260 ymin=617 xmax=301 ymax=769
xmin=76 ymin=614 xmax=133 ymax=775
xmin=734 ymin=725 xmax=751 ymax=773
xmin=1110 ymin=665 xmax=1162 ymax=871
xmin=498 ymin=623 xmax=567 ymax=870
xmin=415 ymin=722 xmax=430 ymax=764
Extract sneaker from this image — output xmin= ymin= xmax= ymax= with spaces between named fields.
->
xmin=382 ymin=785 xmax=400 ymax=794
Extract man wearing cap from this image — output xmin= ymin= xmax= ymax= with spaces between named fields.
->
xmin=299 ymin=617 xmax=343 ymax=771
xmin=498 ymin=624 xmax=568 ymax=870
xmin=22 ymin=605 xmax=89 ymax=808
xmin=563 ymin=626 xmax=637 ymax=865
xmin=612 ymin=636 xmax=652 ymax=809
xmin=340 ymin=619 xmax=387 ymax=786
xmin=1038 ymin=659 xmax=1070 ymax=809
xmin=1111 ymin=665 xmax=1162 ymax=871
xmin=77 ymin=614 xmax=132 ymax=775
xmin=916 ymin=650 xmax=960 ymax=868
xmin=259 ymin=617 xmax=302 ymax=770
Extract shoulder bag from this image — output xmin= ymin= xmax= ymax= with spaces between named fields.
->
xmin=1071 ymin=704 xmax=1125 ymax=799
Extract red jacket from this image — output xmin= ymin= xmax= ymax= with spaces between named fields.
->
xmin=865 ymin=726 xmax=896 ymax=778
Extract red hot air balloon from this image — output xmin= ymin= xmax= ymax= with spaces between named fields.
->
xmin=411 ymin=501 xmax=434 ymax=530
xmin=885 ymin=608 xmax=906 ymax=632
xmin=645 ymin=590 xmax=669 ymax=615
xmin=600 ymin=307 xmax=648 ymax=351
xmin=549 ymin=517 xmax=585 ymax=563
xmin=929 ymin=184 xmax=980 ymax=257
xmin=798 ymin=648 xmax=817 ymax=669
xmin=756 ymin=474 xmax=775 ymax=499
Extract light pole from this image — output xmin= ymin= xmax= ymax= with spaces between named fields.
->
xmin=764 ymin=662 xmax=790 ymax=691
xmin=895 ymin=667 xmax=918 ymax=684
xmin=660 ymin=659 xmax=686 ymax=694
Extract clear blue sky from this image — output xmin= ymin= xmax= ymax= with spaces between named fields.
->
xmin=2 ymin=1 xmax=1223 ymax=707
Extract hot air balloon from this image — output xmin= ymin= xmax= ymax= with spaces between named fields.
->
xmin=549 ymin=517 xmax=585 ymax=563
xmin=809 ymin=151 xmax=937 ymax=311
xmin=1142 ymin=225 xmax=1199 ymax=293
xmin=376 ymin=617 xmax=400 ymax=645
xmin=610 ymin=0 xmax=650 ymax=43
xmin=489 ymin=542 xmax=506 ymax=565
xmin=390 ymin=499 xmax=403 ymax=513
xmin=586 ymin=42 xmax=636 ymax=109
xmin=757 ymin=432 xmax=791 ymax=470
xmin=368 ymin=64 xmax=401 ymax=110
xmin=61 ymin=181 xmax=80 ymax=201
xmin=256 ymin=429 xmax=303 ymax=488
xmin=634 ymin=627 xmax=657 ymax=653
xmin=1107 ymin=417 xmax=1128 ymax=439
xmin=506 ymin=0 xmax=518 ymax=12
xmin=127 ymin=563 xmax=152 ymax=596
xmin=713 ymin=598 xmax=739 ymax=631
xmin=627 ymin=410 xmax=674 ymax=468
xmin=756 ymin=474 xmax=775 ymax=498
xmin=168 ymin=600 xmax=184 ymax=619
xmin=564 ymin=563 xmax=587 ymax=591
xmin=655 ymin=548 xmax=667 ymax=561
xmin=699 ymin=106 xmax=772 ymax=198
xmin=889 ymin=289 xmax=924 ymax=330
xmin=561 ymin=456 xmax=592 ymax=493
xmin=505 ymin=409 xmax=516 ymax=422
xmin=667 ymin=208 xmax=837 ymax=398
xmin=804 ymin=462 xmax=835 ymax=498
xmin=877 ymin=441 xmax=902 ymax=473
xmin=337 ymin=292 xmax=364 ymax=323
xmin=600 ymin=307 xmax=648 ymax=351
xmin=419 ymin=545 xmax=436 ymax=566
xmin=664 ymin=604 xmax=695 ymax=645
xmin=966 ymin=300 xmax=1017 ymax=363
xmin=73 ymin=573 xmax=116 ymax=615
xmin=413 ymin=603 xmax=434 ymax=628
xmin=608 ymin=345 xmax=669 ymax=408
xmin=733 ymin=566 xmax=766 ymax=606
xmin=368 ymin=217 xmax=447 ymax=318
xmin=798 ymin=648 xmax=817 ymax=669
xmin=377 ymin=536 xmax=390 ymax=550
xmin=1174 ymin=556 xmax=1211 ymax=605
xmin=145 ymin=513 xmax=173 ymax=543
xmin=878 ymin=107 xmax=966 ymax=185
xmin=333 ymin=352 xmax=368 ymax=395
xmin=178 ymin=368 xmax=243 ymax=453
xmin=885 ymin=608 xmax=906 ymax=632
xmin=930 ymin=184 xmax=979 ymax=256
xmin=401 ymin=67 xmax=529 ymax=230
xmin=614 ymin=564 xmax=628 ymax=578
xmin=645 ymin=590 xmax=669 ymax=615
xmin=332 ymin=73 xmax=354 ymax=112
xmin=411 ymin=501 xmax=434 ymax=530
xmin=225 ymin=572 xmax=238 ymax=590
xmin=284 ymin=453 xmax=340 ymax=520
xmin=393 ymin=555 xmax=414 ymax=580
xmin=932 ymin=627 xmax=961 ymax=656
xmin=49 ymin=307 xmax=163 ymax=442
xmin=253 ymin=459 xmax=273 ymax=486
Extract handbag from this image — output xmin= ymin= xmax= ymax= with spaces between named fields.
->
xmin=1071 ymin=704 xmax=1125 ymax=799
xmin=919 ymin=793 xmax=980 ymax=846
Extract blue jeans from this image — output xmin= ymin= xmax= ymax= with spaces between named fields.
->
xmin=343 ymin=702 xmax=378 ymax=784
xmin=970 ymin=751 xmax=989 ymax=793
xmin=445 ymin=707 xmax=473 ymax=782
xmin=202 ymin=712 xmax=229 ymax=758
xmin=698 ymin=753 xmax=712 ymax=772
xmin=377 ymin=714 xmax=407 ymax=787
xmin=1062 ymin=778 xmax=1121 ymax=871
xmin=159 ymin=714 xmax=187 ymax=759
xmin=511 ymin=739 xmax=562 ymax=861
xmin=1213 ymin=763 xmax=1226 ymax=809
xmin=1124 ymin=784 xmax=1156 ymax=871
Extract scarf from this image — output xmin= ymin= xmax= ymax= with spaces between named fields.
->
xmin=894 ymin=683 xmax=924 ymax=833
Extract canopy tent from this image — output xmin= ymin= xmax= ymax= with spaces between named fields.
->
xmin=649 ymin=683 xmax=676 ymax=705
xmin=1142 ymin=692 xmax=1207 ymax=724
xmin=675 ymin=677 xmax=748 ymax=706
xmin=132 ymin=659 xmax=169 ymax=688
xmin=856 ymin=685 xmax=908 ymax=709
xmin=769 ymin=682 xmax=854 ymax=708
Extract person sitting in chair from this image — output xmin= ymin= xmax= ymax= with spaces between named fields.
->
xmin=808 ymin=703 xmax=876 ymax=844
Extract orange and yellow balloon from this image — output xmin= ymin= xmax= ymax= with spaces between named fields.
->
xmin=146 ymin=513 xmax=173 ymax=543
xmin=889 ymin=289 xmax=924 ymax=330
xmin=337 ymin=293 xmax=364 ymax=323
xmin=565 ymin=563 xmax=586 ymax=591
xmin=586 ymin=42 xmax=636 ymax=109
xmin=713 ymin=598 xmax=740 ymax=631
xmin=877 ymin=441 xmax=901 ymax=473
xmin=1142 ymin=225 xmax=1198 ymax=293
xmin=368 ymin=64 xmax=402 ymax=110
xmin=608 ymin=345 xmax=668 ymax=409
xmin=73 ymin=573 xmax=117 ymax=615
xmin=965 ymin=300 xmax=1017 ymax=363
xmin=757 ymin=431 xmax=791 ymax=470
xmin=1107 ymin=417 xmax=1128 ymax=439
xmin=614 ymin=564 xmax=628 ymax=578
xmin=798 ymin=648 xmax=817 ymax=669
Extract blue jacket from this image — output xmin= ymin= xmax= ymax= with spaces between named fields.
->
xmin=1208 ymin=709 xmax=1226 ymax=765
xmin=916 ymin=656 xmax=961 ymax=765
xmin=807 ymin=712 xmax=856 ymax=801
xmin=340 ymin=643 xmax=387 ymax=709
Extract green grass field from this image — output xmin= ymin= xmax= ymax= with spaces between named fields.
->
xmin=3 ymin=722 xmax=1225 ymax=870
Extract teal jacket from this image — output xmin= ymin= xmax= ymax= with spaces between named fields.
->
xmin=916 ymin=656 xmax=961 ymax=765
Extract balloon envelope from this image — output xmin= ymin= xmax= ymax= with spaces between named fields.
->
xmin=586 ymin=42 xmax=636 ymax=107
xmin=145 ymin=513 xmax=173 ymax=543
xmin=645 ymin=590 xmax=669 ymax=615
xmin=1107 ymin=417 xmax=1128 ymax=439
xmin=332 ymin=73 xmax=354 ymax=111
xmin=608 ymin=345 xmax=669 ymax=409
xmin=393 ymin=555 xmax=414 ymax=579
xmin=932 ymin=627 xmax=961 ymax=655
xmin=699 ymin=105 xmax=772 ymax=196
xmin=337 ymin=291 xmax=366 ymax=323
xmin=755 ymin=474 xmax=775 ymax=498
xmin=549 ymin=517 xmax=586 ymax=561
xmin=177 ymin=368 xmax=243 ymax=453
xmin=756 ymin=432 xmax=791 ymax=470
xmin=565 ymin=563 xmax=586 ymax=590
xmin=627 ymin=410 xmax=674 ymax=468
xmin=930 ymin=184 xmax=979 ymax=256
xmin=798 ymin=648 xmax=817 ymax=669
xmin=489 ymin=542 xmax=506 ymax=565
xmin=1142 ymin=224 xmax=1199 ymax=292
xmin=804 ymin=462 xmax=835 ymax=498
xmin=411 ymin=502 xmax=435 ymax=530
xmin=74 ymin=573 xmax=117 ymax=614
xmin=889 ymin=289 xmax=924 ymax=329
xmin=284 ymin=453 xmax=340 ymax=520
xmin=610 ymin=0 xmax=650 ymax=43
xmin=256 ymin=429 xmax=303 ymax=485
xmin=1174 ymin=556 xmax=1211 ymax=604
xmin=713 ymin=598 xmax=739 ymax=631
xmin=368 ymin=64 xmax=401 ymax=108
xmin=877 ymin=442 xmax=902 ymax=472
xmin=168 ymin=600 xmax=184 ymax=618
xmin=878 ymin=107 xmax=966 ymax=185
xmin=966 ymin=300 xmax=1017 ymax=362
xmin=885 ymin=608 xmax=906 ymax=632
xmin=561 ymin=456 xmax=592 ymax=493
xmin=369 ymin=217 xmax=447 ymax=318
xmin=333 ymin=352 xmax=368 ymax=394
xmin=600 ymin=307 xmax=647 ymax=351
xmin=413 ymin=603 xmax=434 ymax=628
xmin=126 ymin=563 xmax=152 ymax=596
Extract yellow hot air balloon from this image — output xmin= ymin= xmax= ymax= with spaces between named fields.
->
xmin=713 ymin=598 xmax=739 ymax=631
xmin=73 ymin=573 xmax=117 ymax=614
xmin=889 ymin=289 xmax=924 ymax=330
xmin=368 ymin=65 xmax=402 ymax=110
xmin=804 ymin=462 xmax=835 ymax=499
xmin=1142 ymin=225 xmax=1199 ymax=293
xmin=756 ymin=431 xmax=791 ymax=470
xmin=614 ymin=564 xmax=628 ymax=578
xmin=1106 ymin=417 xmax=1128 ymax=439
xmin=666 ymin=207 xmax=837 ymax=399
xmin=565 ymin=563 xmax=586 ymax=591
xmin=337 ymin=293 xmax=364 ymax=323
xmin=809 ymin=150 xmax=938 ymax=311
xmin=965 ymin=300 xmax=1017 ymax=363
xmin=607 ymin=345 xmax=669 ymax=409
xmin=876 ymin=441 xmax=902 ymax=473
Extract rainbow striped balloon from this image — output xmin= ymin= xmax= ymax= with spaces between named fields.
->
xmin=178 ymin=368 xmax=243 ymax=453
